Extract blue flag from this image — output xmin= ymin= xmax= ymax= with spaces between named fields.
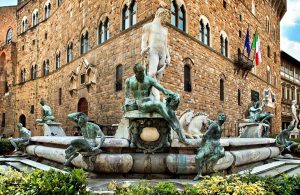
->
xmin=244 ymin=28 xmax=251 ymax=57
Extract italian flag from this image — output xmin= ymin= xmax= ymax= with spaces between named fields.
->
xmin=251 ymin=32 xmax=262 ymax=65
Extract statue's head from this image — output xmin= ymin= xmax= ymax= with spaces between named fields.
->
xmin=217 ymin=112 xmax=226 ymax=125
xmin=40 ymin=98 xmax=46 ymax=106
xmin=77 ymin=112 xmax=88 ymax=126
xmin=133 ymin=63 xmax=145 ymax=82
xmin=166 ymin=93 xmax=180 ymax=110
xmin=155 ymin=7 xmax=170 ymax=24
xmin=17 ymin=123 xmax=23 ymax=129
xmin=292 ymin=100 xmax=297 ymax=105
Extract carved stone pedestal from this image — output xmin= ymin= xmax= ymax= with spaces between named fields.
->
xmin=239 ymin=122 xmax=269 ymax=138
xmin=117 ymin=110 xmax=171 ymax=153
xmin=38 ymin=123 xmax=66 ymax=136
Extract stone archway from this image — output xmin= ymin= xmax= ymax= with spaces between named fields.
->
xmin=77 ymin=98 xmax=88 ymax=115
xmin=19 ymin=114 xmax=26 ymax=127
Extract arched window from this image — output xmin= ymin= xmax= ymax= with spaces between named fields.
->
xmin=266 ymin=16 xmax=270 ymax=33
xmin=19 ymin=114 xmax=26 ymax=127
xmin=238 ymin=89 xmax=241 ymax=106
xmin=184 ymin=65 xmax=192 ymax=92
xmin=274 ymin=52 xmax=277 ymax=63
xmin=267 ymin=45 xmax=271 ymax=58
xmin=31 ymin=64 xmax=38 ymax=80
xmin=67 ymin=43 xmax=73 ymax=63
xmin=220 ymin=33 xmax=228 ymax=57
xmin=43 ymin=60 xmax=49 ymax=76
xmin=199 ymin=20 xmax=204 ymax=43
xmin=45 ymin=2 xmax=51 ymax=19
xmin=80 ymin=32 xmax=89 ymax=54
xmin=78 ymin=98 xmax=88 ymax=115
xmin=122 ymin=0 xmax=137 ymax=30
xmin=115 ymin=64 xmax=123 ymax=91
xmin=32 ymin=9 xmax=39 ymax=26
xmin=6 ymin=28 xmax=13 ymax=44
xmin=251 ymin=0 xmax=256 ymax=15
xmin=266 ymin=65 xmax=271 ymax=84
xmin=56 ymin=52 xmax=61 ymax=69
xmin=21 ymin=68 xmax=26 ymax=83
xmin=21 ymin=17 xmax=27 ymax=33
xmin=171 ymin=0 xmax=186 ymax=31
xmin=98 ymin=18 xmax=110 ymax=44
xmin=220 ymin=79 xmax=224 ymax=101
xmin=57 ymin=0 xmax=62 ymax=7
xmin=204 ymin=23 xmax=210 ymax=45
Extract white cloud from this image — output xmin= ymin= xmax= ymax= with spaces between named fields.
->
xmin=281 ymin=37 xmax=300 ymax=61
xmin=281 ymin=0 xmax=300 ymax=27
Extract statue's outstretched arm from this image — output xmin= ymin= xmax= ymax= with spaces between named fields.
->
xmin=151 ymin=78 xmax=172 ymax=95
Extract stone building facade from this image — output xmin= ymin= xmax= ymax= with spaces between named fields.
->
xmin=0 ymin=0 xmax=286 ymax=136
xmin=281 ymin=51 xmax=300 ymax=129
xmin=0 ymin=6 xmax=17 ymax=136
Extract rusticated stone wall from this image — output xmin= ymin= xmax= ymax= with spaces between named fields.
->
xmin=2 ymin=0 xmax=285 ymax=136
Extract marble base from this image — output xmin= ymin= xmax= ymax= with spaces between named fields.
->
xmin=26 ymin=137 xmax=281 ymax=176
xmin=239 ymin=122 xmax=269 ymax=138
xmin=38 ymin=123 xmax=66 ymax=136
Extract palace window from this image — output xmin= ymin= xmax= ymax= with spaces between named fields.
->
xmin=199 ymin=19 xmax=210 ymax=46
xmin=58 ymin=88 xmax=62 ymax=105
xmin=184 ymin=65 xmax=192 ymax=92
xmin=266 ymin=65 xmax=271 ymax=84
xmin=20 ymin=69 xmax=26 ymax=83
xmin=31 ymin=64 xmax=38 ymax=80
xmin=43 ymin=60 xmax=49 ymax=76
xmin=238 ymin=89 xmax=241 ymax=106
xmin=223 ymin=0 xmax=227 ymax=9
xmin=45 ymin=2 xmax=51 ymax=19
xmin=67 ymin=43 xmax=73 ymax=63
xmin=267 ymin=45 xmax=271 ymax=58
xmin=115 ymin=64 xmax=123 ymax=91
xmin=171 ymin=0 xmax=186 ymax=31
xmin=21 ymin=17 xmax=27 ymax=33
xmin=98 ymin=18 xmax=110 ymax=44
xmin=1 ymin=113 xmax=5 ymax=127
xmin=80 ymin=32 xmax=89 ymax=54
xmin=57 ymin=0 xmax=62 ymax=7
xmin=220 ymin=34 xmax=228 ymax=57
xmin=122 ymin=0 xmax=137 ymax=30
xmin=266 ymin=16 xmax=270 ymax=33
xmin=220 ymin=79 xmax=224 ymax=101
xmin=32 ymin=9 xmax=39 ymax=26
xmin=56 ymin=52 xmax=61 ymax=69
xmin=6 ymin=28 xmax=13 ymax=44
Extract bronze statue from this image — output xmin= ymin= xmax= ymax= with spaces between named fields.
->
xmin=36 ymin=99 xmax=55 ymax=124
xmin=276 ymin=123 xmax=298 ymax=152
xmin=64 ymin=112 xmax=105 ymax=166
xmin=249 ymin=101 xmax=273 ymax=124
xmin=194 ymin=112 xmax=226 ymax=181
xmin=124 ymin=63 xmax=190 ymax=145
xmin=9 ymin=123 xmax=31 ymax=152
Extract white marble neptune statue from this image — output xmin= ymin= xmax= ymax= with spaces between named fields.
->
xmin=141 ymin=5 xmax=171 ymax=100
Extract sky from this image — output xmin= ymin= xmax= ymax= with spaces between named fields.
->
xmin=280 ymin=0 xmax=300 ymax=61
xmin=0 ymin=0 xmax=299 ymax=61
